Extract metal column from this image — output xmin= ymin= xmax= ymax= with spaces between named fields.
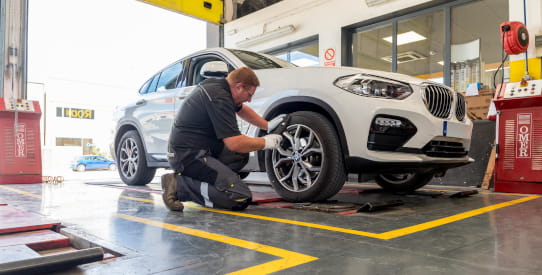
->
xmin=0 ymin=0 xmax=28 ymax=100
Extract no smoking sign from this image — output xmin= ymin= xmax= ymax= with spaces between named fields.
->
xmin=324 ymin=48 xmax=336 ymax=66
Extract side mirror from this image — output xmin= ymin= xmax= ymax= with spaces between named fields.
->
xmin=200 ymin=61 xmax=228 ymax=79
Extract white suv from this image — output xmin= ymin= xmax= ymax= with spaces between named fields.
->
xmin=111 ymin=48 xmax=473 ymax=202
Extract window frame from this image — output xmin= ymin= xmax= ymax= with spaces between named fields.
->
xmin=265 ymin=35 xmax=319 ymax=65
xmin=156 ymin=61 xmax=184 ymax=91
xmin=186 ymin=54 xmax=234 ymax=86
xmin=343 ymin=0 xmax=485 ymax=86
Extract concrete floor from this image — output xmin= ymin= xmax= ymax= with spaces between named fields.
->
xmin=0 ymin=171 xmax=541 ymax=274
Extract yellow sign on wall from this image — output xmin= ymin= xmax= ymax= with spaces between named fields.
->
xmin=63 ymin=108 xmax=95 ymax=119
xmin=139 ymin=0 xmax=223 ymax=24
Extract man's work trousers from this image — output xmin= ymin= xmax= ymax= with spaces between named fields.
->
xmin=171 ymin=149 xmax=251 ymax=210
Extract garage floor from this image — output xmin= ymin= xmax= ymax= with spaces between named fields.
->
xmin=1 ymin=171 xmax=541 ymax=274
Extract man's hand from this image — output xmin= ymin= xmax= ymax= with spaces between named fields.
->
xmin=262 ymin=134 xmax=283 ymax=150
xmin=267 ymin=114 xmax=287 ymax=133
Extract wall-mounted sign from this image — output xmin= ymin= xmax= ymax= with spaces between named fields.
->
xmin=57 ymin=107 xmax=95 ymax=119
xmin=324 ymin=48 xmax=336 ymax=66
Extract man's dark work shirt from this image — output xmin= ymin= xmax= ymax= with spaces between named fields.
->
xmin=169 ymin=78 xmax=241 ymax=155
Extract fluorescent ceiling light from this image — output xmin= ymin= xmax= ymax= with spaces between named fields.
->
xmin=236 ymin=25 xmax=295 ymax=48
xmin=437 ymin=61 xmax=444 ymax=66
xmin=485 ymin=66 xmax=509 ymax=72
xmin=383 ymin=31 xmax=427 ymax=46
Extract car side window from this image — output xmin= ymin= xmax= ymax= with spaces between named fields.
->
xmin=138 ymin=79 xmax=151 ymax=95
xmin=176 ymin=60 xmax=190 ymax=88
xmin=156 ymin=62 xmax=183 ymax=91
xmin=146 ymin=74 xmax=160 ymax=94
xmin=188 ymin=56 xmax=232 ymax=86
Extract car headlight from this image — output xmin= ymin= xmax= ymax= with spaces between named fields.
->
xmin=334 ymin=74 xmax=412 ymax=99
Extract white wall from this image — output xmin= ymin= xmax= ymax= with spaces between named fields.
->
xmin=225 ymin=0 xmax=542 ymax=65
xmin=508 ymin=0 xmax=542 ymax=61
xmin=224 ymin=0 xmax=432 ymax=65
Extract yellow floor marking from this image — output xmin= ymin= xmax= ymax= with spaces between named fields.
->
xmin=4 ymin=185 xmax=540 ymax=240
xmin=120 ymin=194 xmax=539 ymax=240
xmin=188 ymin=204 xmax=383 ymax=238
xmin=377 ymin=195 xmax=539 ymax=239
xmin=0 ymin=185 xmax=41 ymax=198
xmin=119 ymin=195 xmax=153 ymax=203
xmin=348 ymin=184 xmax=535 ymax=196
xmin=119 ymin=196 xmax=378 ymax=237
xmin=117 ymin=213 xmax=318 ymax=275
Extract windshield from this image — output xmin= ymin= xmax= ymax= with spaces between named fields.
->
xmin=228 ymin=49 xmax=297 ymax=70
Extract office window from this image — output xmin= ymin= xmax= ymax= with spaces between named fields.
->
xmin=349 ymin=0 xmax=508 ymax=89
xmin=451 ymin=0 xmax=508 ymax=93
xmin=397 ymin=11 xmax=444 ymax=83
xmin=352 ymin=24 xmax=392 ymax=72
xmin=267 ymin=37 xmax=319 ymax=67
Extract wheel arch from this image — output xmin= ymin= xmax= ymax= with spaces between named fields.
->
xmin=257 ymin=96 xmax=349 ymax=171
xmin=114 ymin=123 xmax=151 ymax=162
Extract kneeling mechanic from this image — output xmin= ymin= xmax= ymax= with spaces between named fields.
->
xmin=162 ymin=66 xmax=286 ymax=211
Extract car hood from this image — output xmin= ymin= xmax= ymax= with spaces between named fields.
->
xmin=254 ymin=66 xmax=436 ymax=87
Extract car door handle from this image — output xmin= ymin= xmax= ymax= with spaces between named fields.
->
xmin=136 ymin=99 xmax=146 ymax=105
xmin=177 ymin=96 xmax=186 ymax=100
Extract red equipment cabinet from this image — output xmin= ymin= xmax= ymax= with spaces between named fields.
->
xmin=0 ymin=98 xmax=42 ymax=184
xmin=493 ymin=80 xmax=542 ymax=194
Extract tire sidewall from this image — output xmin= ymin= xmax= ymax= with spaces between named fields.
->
xmin=265 ymin=111 xmax=346 ymax=202
xmin=116 ymin=130 xmax=155 ymax=185
xmin=375 ymin=172 xmax=434 ymax=192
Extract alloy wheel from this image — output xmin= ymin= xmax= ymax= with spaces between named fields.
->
xmin=271 ymin=124 xmax=324 ymax=192
xmin=119 ymin=137 xmax=139 ymax=179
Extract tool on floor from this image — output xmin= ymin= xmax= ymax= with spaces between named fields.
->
xmin=292 ymin=202 xmax=358 ymax=213
xmin=449 ymin=190 xmax=479 ymax=198
xmin=357 ymin=200 xmax=404 ymax=212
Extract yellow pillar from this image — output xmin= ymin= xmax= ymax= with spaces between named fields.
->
xmin=509 ymin=57 xmax=542 ymax=82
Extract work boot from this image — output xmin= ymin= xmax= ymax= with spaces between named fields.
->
xmin=161 ymin=173 xmax=184 ymax=211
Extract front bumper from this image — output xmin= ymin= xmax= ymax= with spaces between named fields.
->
xmin=346 ymin=155 xmax=473 ymax=174
xmin=335 ymin=86 xmax=473 ymax=164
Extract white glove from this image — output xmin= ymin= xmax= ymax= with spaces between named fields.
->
xmin=267 ymin=114 xmax=287 ymax=133
xmin=262 ymin=134 xmax=283 ymax=150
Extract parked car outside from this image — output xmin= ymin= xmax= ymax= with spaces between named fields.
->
xmin=111 ymin=48 xmax=473 ymax=202
xmin=71 ymin=155 xmax=117 ymax=172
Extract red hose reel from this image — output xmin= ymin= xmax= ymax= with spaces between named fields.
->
xmin=500 ymin=21 xmax=529 ymax=55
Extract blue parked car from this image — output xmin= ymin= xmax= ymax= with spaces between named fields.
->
xmin=71 ymin=155 xmax=117 ymax=172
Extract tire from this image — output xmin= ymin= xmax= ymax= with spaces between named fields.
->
xmin=375 ymin=172 xmax=434 ymax=192
xmin=265 ymin=111 xmax=346 ymax=202
xmin=116 ymin=130 xmax=156 ymax=186
xmin=76 ymin=164 xmax=86 ymax=172
xmin=238 ymin=172 xmax=250 ymax=179
xmin=109 ymin=164 xmax=117 ymax=171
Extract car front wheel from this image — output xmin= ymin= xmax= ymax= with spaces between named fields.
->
xmin=375 ymin=172 xmax=434 ymax=192
xmin=117 ymin=130 xmax=156 ymax=186
xmin=265 ymin=111 xmax=346 ymax=202
xmin=76 ymin=164 xmax=86 ymax=172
